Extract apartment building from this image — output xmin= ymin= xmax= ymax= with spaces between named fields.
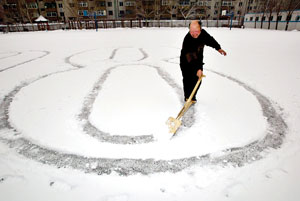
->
xmin=1 ymin=0 xmax=23 ymax=23
xmin=244 ymin=9 xmax=300 ymax=31
xmin=106 ymin=0 xmax=126 ymax=19
xmin=124 ymin=1 xmax=136 ymax=19
xmin=1 ymin=0 xmax=297 ymax=26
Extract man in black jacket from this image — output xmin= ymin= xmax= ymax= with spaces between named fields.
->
xmin=180 ymin=20 xmax=227 ymax=102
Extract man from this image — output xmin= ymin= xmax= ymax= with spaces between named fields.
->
xmin=180 ymin=20 xmax=227 ymax=102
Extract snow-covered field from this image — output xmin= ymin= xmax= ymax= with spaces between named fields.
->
xmin=0 ymin=27 xmax=299 ymax=201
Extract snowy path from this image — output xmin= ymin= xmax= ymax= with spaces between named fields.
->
xmin=0 ymin=28 xmax=299 ymax=201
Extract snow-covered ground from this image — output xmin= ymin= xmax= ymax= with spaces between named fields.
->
xmin=0 ymin=27 xmax=299 ymax=201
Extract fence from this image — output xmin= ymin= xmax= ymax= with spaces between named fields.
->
xmin=244 ymin=10 xmax=300 ymax=31
xmin=0 ymin=19 xmax=239 ymax=33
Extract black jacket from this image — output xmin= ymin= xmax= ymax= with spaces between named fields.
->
xmin=180 ymin=29 xmax=221 ymax=72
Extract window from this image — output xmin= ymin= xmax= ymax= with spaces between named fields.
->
xmin=79 ymin=2 xmax=88 ymax=7
xmin=143 ymin=1 xmax=153 ymax=6
xmin=60 ymin=12 xmax=64 ymax=17
xmin=96 ymin=1 xmax=106 ymax=7
xmin=239 ymin=2 xmax=243 ymax=7
xmin=78 ymin=10 xmax=89 ymax=16
xmin=125 ymin=1 xmax=135 ymax=6
xmin=107 ymin=2 xmax=112 ymax=7
xmin=98 ymin=10 xmax=106 ymax=16
xmin=269 ymin=16 xmax=273 ymax=21
xmin=83 ymin=10 xmax=89 ymax=16
xmin=296 ymin=16 xmax=300 ymax=21
xmin=126 ymin=10 xmax=133 ymax=14
xmin=277 ymin=16 xmax=282 ymax=21
xmin=44 ymin=2 xmax=56 ymax=8
xmin=222 ymin=1 xmax=232 ymax=6
xmin=47 ymin=12 xmax=57 ymax=17
xmin=108 ymin=11 xmax=113 ymax=15
xmin=262 ymin=16 xmax=266 ymax=21
xmin=78 ymin=10 xmax=84 ymax=16
xmin=58 ymin=3 xmax=63 ymax=8
xmin=27 ymin=2 xmax=38 ymax=9
xmin=119 ymin=2 xmax=124 ymax=6
xmin=250 ymin=17 xmax=253 ymax=21
xmin=162 ymin=0 xmax=169 ymax=5
xmin=119 ymin=10 xmax=125 ymax=17
xmin=286 ymin=15 xmax=291 ymax=21
xmin=255 ymin=17 xmax=259 ymax=21
xmin=179 ymin=0 xmax=189 ymax=6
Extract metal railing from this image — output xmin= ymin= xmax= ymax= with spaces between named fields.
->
xmin=0 ymin=19 xmax=240 ymax=32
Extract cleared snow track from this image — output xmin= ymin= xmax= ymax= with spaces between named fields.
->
xmin=0 ymin=46 xmax=287 ymax=175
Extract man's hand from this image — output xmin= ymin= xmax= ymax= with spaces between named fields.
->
xmin=196 ymin=69 xmax=203 ymax=78
xmin=218 ymin=49 xmax=227 ymax=56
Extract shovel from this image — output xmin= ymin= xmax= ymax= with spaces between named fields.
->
xmin=166 ymin=75 xmax=205 ymax=135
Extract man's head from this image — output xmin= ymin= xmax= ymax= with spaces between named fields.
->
xmin=189 ymin=20 xmax=202 ymax=38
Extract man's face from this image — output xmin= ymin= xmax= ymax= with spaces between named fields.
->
xmin=189 ymin=23 xmax=201 ymax=38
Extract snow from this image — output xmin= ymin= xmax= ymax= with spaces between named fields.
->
xmin=0 ymin=27 xmax=300 ymax=201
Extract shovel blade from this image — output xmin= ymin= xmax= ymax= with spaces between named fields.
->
xmin=166 ymin=117 xmax=182 ymax=134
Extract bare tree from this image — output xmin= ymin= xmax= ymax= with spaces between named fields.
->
xmin=200 ymin=1 xmax=212 ymax=27
xmin=177 ymin=0 xmax=197 ymax=25
xmin=164 ymin=0 xmax=177 ymax=20
xmin=252 ymin=0 xmax=265 ymax=29
xmin=63 ymin=0 xmax=80 ymax=20
xmin=63 ymin=0 xmax=82 ymax=28
xmin=153 ymin=0 xmax=163 ymax=20
xmin=283 ymin=0 xmax=300 ymax=30
xmin=274 ymin=0 xmax=284 ymax=30
xmin=136 ymin=0 xmax=155 ymax=20
xmin=250 ymin=1 xmax=262 ymax=29
xmin=259 ymin=0 xmax=270 ymax=29
xmin=153 ymin=0 xmax=164 ymax=27
xmin=217 ymin=0 xmax=223 ymax=27
xmin=266 ymin=0 xmax=276 ymax=29
xmin=0 ymin=1 xmax=5 ymax=24
xmin=18 ymin=0 xmax=33 ymax=23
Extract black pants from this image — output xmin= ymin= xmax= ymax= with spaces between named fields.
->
xmin=180 ymin=64 xmax=202 ymax=101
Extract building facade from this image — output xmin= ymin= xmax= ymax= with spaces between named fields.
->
xmin=0 ymin=0 xmax=250 ymax=23
xmin=244 ymin=9 xmax=300 ymax=31
xmin=0 ymin=0 xmax=299 ymax=30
